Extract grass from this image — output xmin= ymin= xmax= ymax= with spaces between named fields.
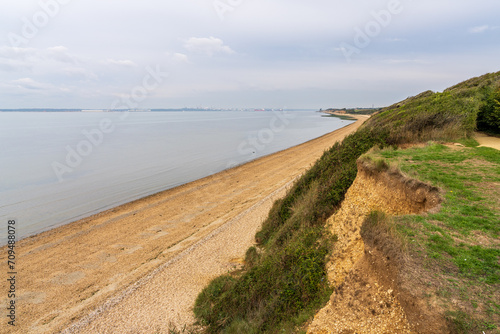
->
xmin=323 ymin=108 xmax=381 ymax=115
xmin=364 ymin=70 xmax=500 ymax=144
xmin=368 ymin=143 xmax=500 ymax=333
xmin=194 ymin=128 xmax=388 ymax=333
xmin=321 ymin=114 xmax=357 ymax=121
xmin=195 ymin=227 xmax=332 ymax=333
xmin=191 ymin=71 xmax=500 ymax=333
xmin=164 ymin=324 xmax=202 ymax=334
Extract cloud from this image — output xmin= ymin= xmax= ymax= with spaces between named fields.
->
xmin=384 ymin=58 xmax=429 ymax=65
xmin=0 ymin=47 xmax=39 ymax=71
xmin=184 ymin=37 xmax=234 ymax=56
xmin=62 ymin=67 xmax=99 ymax=80
xmin=0 ymin=46 xmax=88 ymax=74
xmin=12 ymin=77 xmax=49 ymax=90
xmin=105 ymin=58 xmax=137 ymax=67
xmin=0 ymin=58 xmax=32 ymax=72
xmin=165 ymin=52 xmax=190 ymax=64
xmin=172 ymin=53 xmax=189 ymax=63
xmin=1 ymin=1 xmax=500 ymax=109
xmin=469 ymin=25 xmax=489 ymax=33
xmin=46 ymin=46 xmax=78 ymax=64
xmin=385 ymin=38 xmax=406 ymax=42
xmin=468 ymin=25 xmax=498 ymax=33
xmin=0 ymin=46 xmax=38 ymax=59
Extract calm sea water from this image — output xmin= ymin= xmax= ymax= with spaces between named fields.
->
xmin=0 ymin=111 xmax=353 ymax=244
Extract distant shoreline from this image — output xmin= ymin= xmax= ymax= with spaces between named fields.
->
xmin=0 ymin=108 xmax=316 ymax=112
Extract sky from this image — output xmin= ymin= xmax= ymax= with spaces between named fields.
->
xmin=0 ymin=0 xmax=499 ymax=109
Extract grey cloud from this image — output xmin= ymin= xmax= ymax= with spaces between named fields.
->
xmin=12 ymin=77 xmax=50 ymax=90
xmin=0 ymin=1 xmax=499 ymax=109
xmin=105 ymin=59 xmax=137 ymax=67
xmin=184 ymin=37 xmax=235 ymax=56
xmin=45 ymin=46 xmax=78 ymax=64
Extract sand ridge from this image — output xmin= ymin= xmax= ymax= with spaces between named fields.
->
xmin=0 ymin=115 xmax=367 ymax=334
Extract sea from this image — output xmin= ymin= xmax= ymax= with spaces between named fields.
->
xmin=0 ymin=110 xmax=353 ymax=245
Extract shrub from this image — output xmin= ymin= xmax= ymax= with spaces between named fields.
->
xmin=477 ymin=86 xmax=500 ymax=133
xmin=194 ymin=128 xmax=387 ymax=332
xmin=193 ymin=70 xmax=500 ymax=333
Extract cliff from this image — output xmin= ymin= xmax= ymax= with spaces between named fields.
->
xmin=308 ymin=157 xmax=445 ymax=333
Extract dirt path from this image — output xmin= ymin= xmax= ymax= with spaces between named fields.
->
xmin=0 ymin=116 xmax=367 ymax=334
xmin=475 ymin=132 xmax=500 ymax=150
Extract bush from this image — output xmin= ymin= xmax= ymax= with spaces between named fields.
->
xmin=193 ymin=71 xmax=500 ymax=333
xmin=194 ymin=128 xmax=387 ymax=333
xmin=477 ymin=86 xmax=500 ymax=134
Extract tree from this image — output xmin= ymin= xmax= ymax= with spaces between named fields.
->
xmin=477 ymin=87 xmax=500 ymax=133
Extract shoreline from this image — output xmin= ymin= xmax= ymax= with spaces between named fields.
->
xmin=0 ymin=116 xmax=368 ymax=334
xmin=2 ymin=114 xmax=355 ymax=247
xmin=11 ymin=115 xmax=361 ymax=247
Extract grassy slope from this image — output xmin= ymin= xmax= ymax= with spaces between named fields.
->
xmin=192 ymin=71 xmax=500 ymax=333
xmin=366 ymin=143 xmax=500 ymax=333
xmin=194 ymin=128 xmax=387 ymax=334
xmin=367 ymin=72 xmax=497 ymax=143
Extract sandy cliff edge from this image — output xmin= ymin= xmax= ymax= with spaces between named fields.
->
xmin=307 ymin=157 xmax=444 ymax=334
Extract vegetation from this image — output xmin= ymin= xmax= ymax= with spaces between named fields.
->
xmin=323 ymin=107 xmax=382 ymax=115
xmin=193 ymin=71 xmax=500 ymax=333
xmin=194 ymin=128 xmax=387 ymax=333
xmin=477 ymin=85 xmax=500 ymax=134
xmin=165 ymin=324 xmax=202 ymax=334
xmin=367 ymin=143 xmax=500 ymax=333
xmin=366 ymin=71 xmax=500 ymax=142
xmin=321 ymin=113 xmax=357 ymax=121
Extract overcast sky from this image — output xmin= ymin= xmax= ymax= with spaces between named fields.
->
xmin=1 ymin=0 xmax=499 ymax=109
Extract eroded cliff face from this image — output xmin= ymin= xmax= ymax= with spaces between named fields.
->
xmin=307 ymin=159 xmax=443 ymax=334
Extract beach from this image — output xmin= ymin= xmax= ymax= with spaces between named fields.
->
xmin=0 ymin=115 xmax=367 ymax=334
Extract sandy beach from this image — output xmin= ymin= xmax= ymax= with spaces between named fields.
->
xmin=0 ymin=115 xmax=367 ymax=334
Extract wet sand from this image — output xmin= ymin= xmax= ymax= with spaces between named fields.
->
xmin=0 ymin=115 xmax=367 ymax=334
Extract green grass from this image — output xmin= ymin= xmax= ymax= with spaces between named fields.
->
xmin=195 ymin=227 xmax=333 ymax=333
xmin=321 ymin=114 xmax=357 ymax=121
xmin=457 ymin=138 xmax=480 ymax=147
xmin=194 ymin=128 xmax=388 ymax=333
xmin=368 ymin=143 xmax=500 ymax=332
xmin=323 ymin=108 xmax=381 ymax=115
xmin=446 ymin=310 xmax=498 ymax=334
xmin=379 ymin=144 xmax=500 ymax=237
xmin=191 ymin=71 xmax=500 ymax=333
xmin=364 ymin=70 xmax=500 ymax=144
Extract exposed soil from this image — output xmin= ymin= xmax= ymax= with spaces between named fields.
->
xmin=0 ymin=116 xmax=368 ymax=334
xmin=307 ymin=159 xmax=445 ymax=334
